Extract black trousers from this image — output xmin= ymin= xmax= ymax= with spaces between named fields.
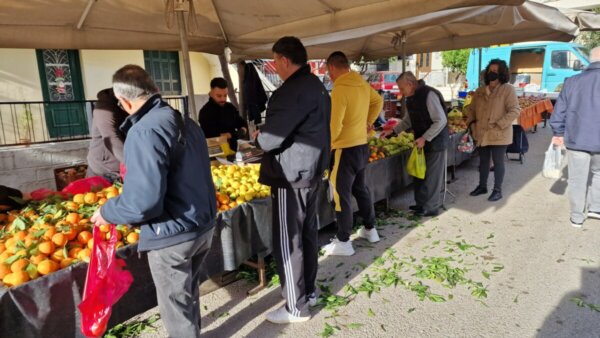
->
xmin=330 ymin=145 xmax=376 ymax=242
xmin=271 ymin=182 xmax=321 ymax=317
xmin=413 ymin=150 xmax=445 ymax=213
xmin=478 ymin=145 xmax=507 ymax=190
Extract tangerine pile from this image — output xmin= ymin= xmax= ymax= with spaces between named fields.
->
xmin=0 ymin=185 xmax=139 ymax=288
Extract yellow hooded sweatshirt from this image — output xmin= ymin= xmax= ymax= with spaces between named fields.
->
xmin=330 ymin=71 xmax=383 ymax=150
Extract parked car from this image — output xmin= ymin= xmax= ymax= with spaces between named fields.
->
xmin=367 ymin=71 xmax=401 ymax=95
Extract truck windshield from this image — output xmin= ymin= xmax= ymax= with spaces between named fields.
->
xmin=576 ymin=47 xmax=590 ymax=63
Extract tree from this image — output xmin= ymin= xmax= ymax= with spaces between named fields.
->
xmin=575 ymin=8 xmax=600 ymax=50
xmin=441 ymin=49 xmax=471 ymax=75
xmin=442 ymin=49 xmax=472 ymax=98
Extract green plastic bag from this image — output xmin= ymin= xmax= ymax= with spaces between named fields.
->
xmin=406 ymin=146 xmax=426 ymax=179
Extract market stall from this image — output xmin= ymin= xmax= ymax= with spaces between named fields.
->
xmin=518 ymin=97 xmax=554 ymax=131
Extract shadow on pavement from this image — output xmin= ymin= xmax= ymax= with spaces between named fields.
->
xmin=536 ymin=265 xmax=600 ymax=338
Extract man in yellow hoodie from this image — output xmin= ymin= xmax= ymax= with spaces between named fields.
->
xmin=322 ymin=51 xmax=383 ymax=256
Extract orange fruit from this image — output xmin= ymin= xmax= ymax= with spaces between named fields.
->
xmin=115 ymin=241 xmax=124 ymax=249
xmin=68 ymin=247 xmax=83 ymax=258
xmin=104 ymin=186 xmax=119 ymax=196
xmin=14 ymin=230 xmax=27 ymax=240
xmin=0 ymin=251 xmax=11 ymax=264
xmin=7 ymin=213 xmax=17 ymax=223
xmin=77 ymin=231 xmax=92 ymax=245
xmin=30 ymin=254 xmax=47 ymax=265
xmin=106 ymin=191 xmax=118 ymax=199
xmin=0 ymin=242 xmax=5 ymax=254
xmin=0 ymin=263 xmax=11 ymax=279
xmin=99 ymin=224 xmax=111 ymax=233
xmin=64 ymin=201 xmax=79 ymax=211
xmin=126 ymin=232 xmax=139 ymax=244
xmin=96 ymin=191 xmax=106 ymax=199
xmin=10 ymin=258 xmax=29 ymax=273
xmin=60 ymin=258 xmax=76 ymax=269
xmin=38 ymin=241 xmax=56 ymax=255
xmin=62 ymin=227 xmax=79 ymax=241
xmin=42 ymin=226 xmax=57 ymax=241
xmin=105 ymin=230 xmax=122 ymax=241
xmin=77 ymin=248 xmax=91 ymax=263
xmin=83 ymin=193 xmax=98 ymax=205
xmin=78 ymin=219 xmax=90 ymax=226
xmin=14 ymin=249 xmax=27 ymax=257
xmin=51 ymin=249 xmax=66 ymax=262
xmin=51 ymin=233 xmax=68 ymax=247
xmin=65 ymin=213 xmax=81 ymax=225
xmin=3 ymin=271 xmax=30 ymax=287
xmin=0 ymin=214 xmax=7 ymax=223
xmin=72 ymin=194 xmax=85 ymax=204
xmin=87 ymin=238 xmax=95 ymax=249
xmin=37 ymin=259 xmax=59 ymax=275
xmin=24 ymin=234 xmax=35 ymax=247
xmin=98 ymin=198 xmax=107 ymax=206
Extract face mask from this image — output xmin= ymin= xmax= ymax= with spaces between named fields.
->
xmin=485 ymin=71 xmax=499 ymax=83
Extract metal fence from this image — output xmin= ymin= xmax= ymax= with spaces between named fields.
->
xmin=0 ymin=96 xmax=187 ymax=147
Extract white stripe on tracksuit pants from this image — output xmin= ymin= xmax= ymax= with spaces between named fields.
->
xmin=272 ymin=183 xmax=320 ymax=317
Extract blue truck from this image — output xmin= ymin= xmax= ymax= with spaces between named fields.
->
xmin=466 ymin=42 xmax=590 ymax=98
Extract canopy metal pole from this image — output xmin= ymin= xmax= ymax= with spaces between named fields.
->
xmin=219 ymin=53 xmax=239 ymax=108
xmin=478 ymin=47 xmax=482 ymax=88
xmin=176 ymin=9 xmax=196 ymax=118
xmin=237 ymin=62 xmax=246 ymax=121
xmin=401 ymin=30 xmax=407 ymax=117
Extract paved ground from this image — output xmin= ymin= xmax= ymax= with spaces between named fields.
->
xmin=133 ymin=125 xmax=600 ymax=338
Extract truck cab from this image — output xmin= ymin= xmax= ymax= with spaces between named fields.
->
xmin=466 ymin=42 xmax=590 ymax=97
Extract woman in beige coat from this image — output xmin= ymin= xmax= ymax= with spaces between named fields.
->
xmin=465 ymin=59 xmax=520 ymax=201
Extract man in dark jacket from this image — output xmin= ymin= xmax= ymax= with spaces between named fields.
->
xmin=254 ymin=36 xmax=330 ymax=324
xmin=91 ymin=65 xmax=216 ymax=338
xmin=550 ymin=47 xmax=600 ymax=228
xmin=199 ymin=77 xmax=247 ymax=151
xmin=86 ymin=88 xmax=128 ymax=182
xmin=381 ymin=71 xmax=448 ymax=216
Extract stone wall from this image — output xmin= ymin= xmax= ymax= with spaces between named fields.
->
xmin=0 ymin=140 xmax=89 ymax=191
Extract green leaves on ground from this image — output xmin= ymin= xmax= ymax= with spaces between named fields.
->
xmin=570 ymin=297 xmax=600 ymax=313
xmin=104 ymin=314 xmax=160 ymax=338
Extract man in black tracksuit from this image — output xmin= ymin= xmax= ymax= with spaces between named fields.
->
xmin=382 ymin=72 xmax=448 ymax=216
xmin=255 ymin=37 xmax=330 ymax=324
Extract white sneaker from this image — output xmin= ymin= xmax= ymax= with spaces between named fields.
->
xmin=357 ymin=227 xmax=380 ymax=243
xmin=307 ymin=292 xmax=317 ymax=307
xmin=571 ymin=219 xmax=583 ymax=228
xmin=588 ymin=211 xmax=600 ymax=220
xmin=322 ymin=238 xmax=355 ymax=256
xmin=266 ymin=305 xmax=310 ymax=324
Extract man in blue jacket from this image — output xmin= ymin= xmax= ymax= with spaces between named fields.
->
xmin=91 ymin=65 xmax=216 ymax=337
xmin=254 ymin=37 xmax=331 ymax=324
xmin=550 ymin=47 xmax=600 ymax=228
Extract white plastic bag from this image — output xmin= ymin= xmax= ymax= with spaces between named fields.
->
xmin=542 ymin=143 xmax=563 ymax=179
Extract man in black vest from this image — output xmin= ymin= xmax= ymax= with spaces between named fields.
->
xmin=381 ymin=72 xmax=448 ymax=216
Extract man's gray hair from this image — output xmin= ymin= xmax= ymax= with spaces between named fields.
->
xmin=590 ymin=46 xmax=600 ymax=63
xmin=396 ymin=71 xmax=418 ymax=85
xmin=112 ymin=64 xmax=159 ymax=101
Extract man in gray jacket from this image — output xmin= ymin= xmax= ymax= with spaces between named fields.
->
xmin=551 ymin=47 xmax=600 ymax=228
xmin=91 ymin=65 xmax=216 ymax=337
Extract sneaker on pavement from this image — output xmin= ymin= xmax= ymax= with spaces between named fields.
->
xmin=266 ymin=306 xmax=310 ymax=324
xmin=357 ymin=227 xmax=380 ymax=243
xmin=322 ymin=238 xmax=355 ymax=256
xmin=571 ymin=219 xmax=583 ymax=228
xmin=588 ymin=211 xmax=600 ymax=220
xmin=307 ymin=292 xmax=317 ymax=307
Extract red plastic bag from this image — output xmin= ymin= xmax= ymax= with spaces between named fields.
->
xmin=30 ymin=188 xmax=69 ymax=201
xmin=62 ymin=176 xmax=111 ymax=195
xmin=78 ymin=225 xmax=133 ymax=337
